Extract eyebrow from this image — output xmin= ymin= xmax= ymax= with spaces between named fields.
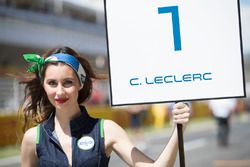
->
xmin=63 ymin=77 xmax=75 ymax=80
xmin=45 ymin=77 xmax=75 ymax=81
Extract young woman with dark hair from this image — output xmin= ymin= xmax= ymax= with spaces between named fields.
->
xmin=20 ymin=46 xmax=191 ymax=167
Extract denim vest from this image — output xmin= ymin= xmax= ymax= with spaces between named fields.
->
xmin=36 ymin=106 xmax=110 ymax=167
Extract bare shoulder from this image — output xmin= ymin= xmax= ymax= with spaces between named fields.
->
xmin=21 ymin=126 xmax=37 ymax=149
xmin=21 ymin=126 xmax=39 ymax=166
xmin=103 ymin=119 xmax=133 ymax=156
xmin=103 ymin=119 xmax=130 ymax=143
xmin=103 ymin=119 xmax=124 ymax=134
xmin=103 ymin=119 xmax=120 ymax=128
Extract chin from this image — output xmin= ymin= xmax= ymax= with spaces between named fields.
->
xmin=54 ymin=102 xmax=67 ymax=110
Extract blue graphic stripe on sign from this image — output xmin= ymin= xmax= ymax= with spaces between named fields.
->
xmin=158 ymin=6 xmax=182 ymax=51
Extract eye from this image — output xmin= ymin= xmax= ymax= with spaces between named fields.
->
xmin=47 ymin=80 xmax=57 ymax=87
xmin=63 ymin=80 xmax=73 ymax=88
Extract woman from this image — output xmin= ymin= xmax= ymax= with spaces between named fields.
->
xmin=20 ymin=46 xmax=191 ymax=167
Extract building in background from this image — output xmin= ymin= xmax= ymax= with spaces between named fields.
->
xmin=0 ymin=0 xmax=108 ymax=111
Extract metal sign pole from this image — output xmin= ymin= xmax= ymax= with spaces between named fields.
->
xmin=177 ymin=124 xmax=185 ymax=167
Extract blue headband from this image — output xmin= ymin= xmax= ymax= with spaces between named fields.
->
xmin=46 ymin=53 xmax=86 ymax=88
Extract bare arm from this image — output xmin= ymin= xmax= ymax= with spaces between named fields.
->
xmin=105 ymin=102 xmax=190 ymax=167
xmin=104 ymin=119 xmax=153 ymax=167
xmin=154 ymin=102 xmax=190 ymax=167
xmin=21 ymin=127 xmax=38 ymax=167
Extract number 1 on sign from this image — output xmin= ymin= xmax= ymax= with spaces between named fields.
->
xmin=158 ymin=6 xmax=182 ymax=51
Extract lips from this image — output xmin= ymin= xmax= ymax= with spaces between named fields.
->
xmin=55 ymin=98 xmax=68 ymax=104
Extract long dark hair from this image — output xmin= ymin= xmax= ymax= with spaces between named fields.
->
xmin=19 ymin=46 xmax=106 ymax=131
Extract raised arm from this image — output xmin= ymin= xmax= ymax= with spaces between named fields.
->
xmin=153 ymin=102 xmax=190 ymax=167
xmin=104 ymin=102 xmax=190 ymax=167
xmin=21 ymin=127 xmax=38 ymax=167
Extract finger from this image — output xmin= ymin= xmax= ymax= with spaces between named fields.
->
xmin=173 ymin=118 xmax=190 ymax=124
xmin=173 ymin=112 xmax=190 ymax=120
xmin=173 ymin=102 xmax=187 ymax=109
xmin=172 ymin=106 xmax=190 ymax=115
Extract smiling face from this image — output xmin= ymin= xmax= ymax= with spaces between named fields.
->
xmin=43 ymin=63 xmax=81 ymax=110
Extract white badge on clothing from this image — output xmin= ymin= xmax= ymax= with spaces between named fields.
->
xmin=77 ymin=136 xmax=95 ymax=150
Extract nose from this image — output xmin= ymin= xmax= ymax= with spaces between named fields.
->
xmin=56 ymin=84 xmax=66 ymax=97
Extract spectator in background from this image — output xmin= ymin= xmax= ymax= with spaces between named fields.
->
xmin=209 ymin=99 xmax=237 ymax=147
xmin=127 ymin=105 xmax=148 ymax=149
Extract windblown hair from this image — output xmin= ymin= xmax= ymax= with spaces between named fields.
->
xmin=19 ymin=46 xmax=106 ymax=132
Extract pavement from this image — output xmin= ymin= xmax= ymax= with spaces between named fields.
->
xmin=109 ymin=113 xmax=250 ymax=167
xmin=0 ymin=155 xmax=20 ymax=167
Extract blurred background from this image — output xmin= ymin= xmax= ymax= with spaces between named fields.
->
xmin=0 ymin=0 xmax=250 ymax=167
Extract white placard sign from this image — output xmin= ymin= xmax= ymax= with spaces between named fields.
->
xmin=104 ymin=0 xmax=246 ymax=106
